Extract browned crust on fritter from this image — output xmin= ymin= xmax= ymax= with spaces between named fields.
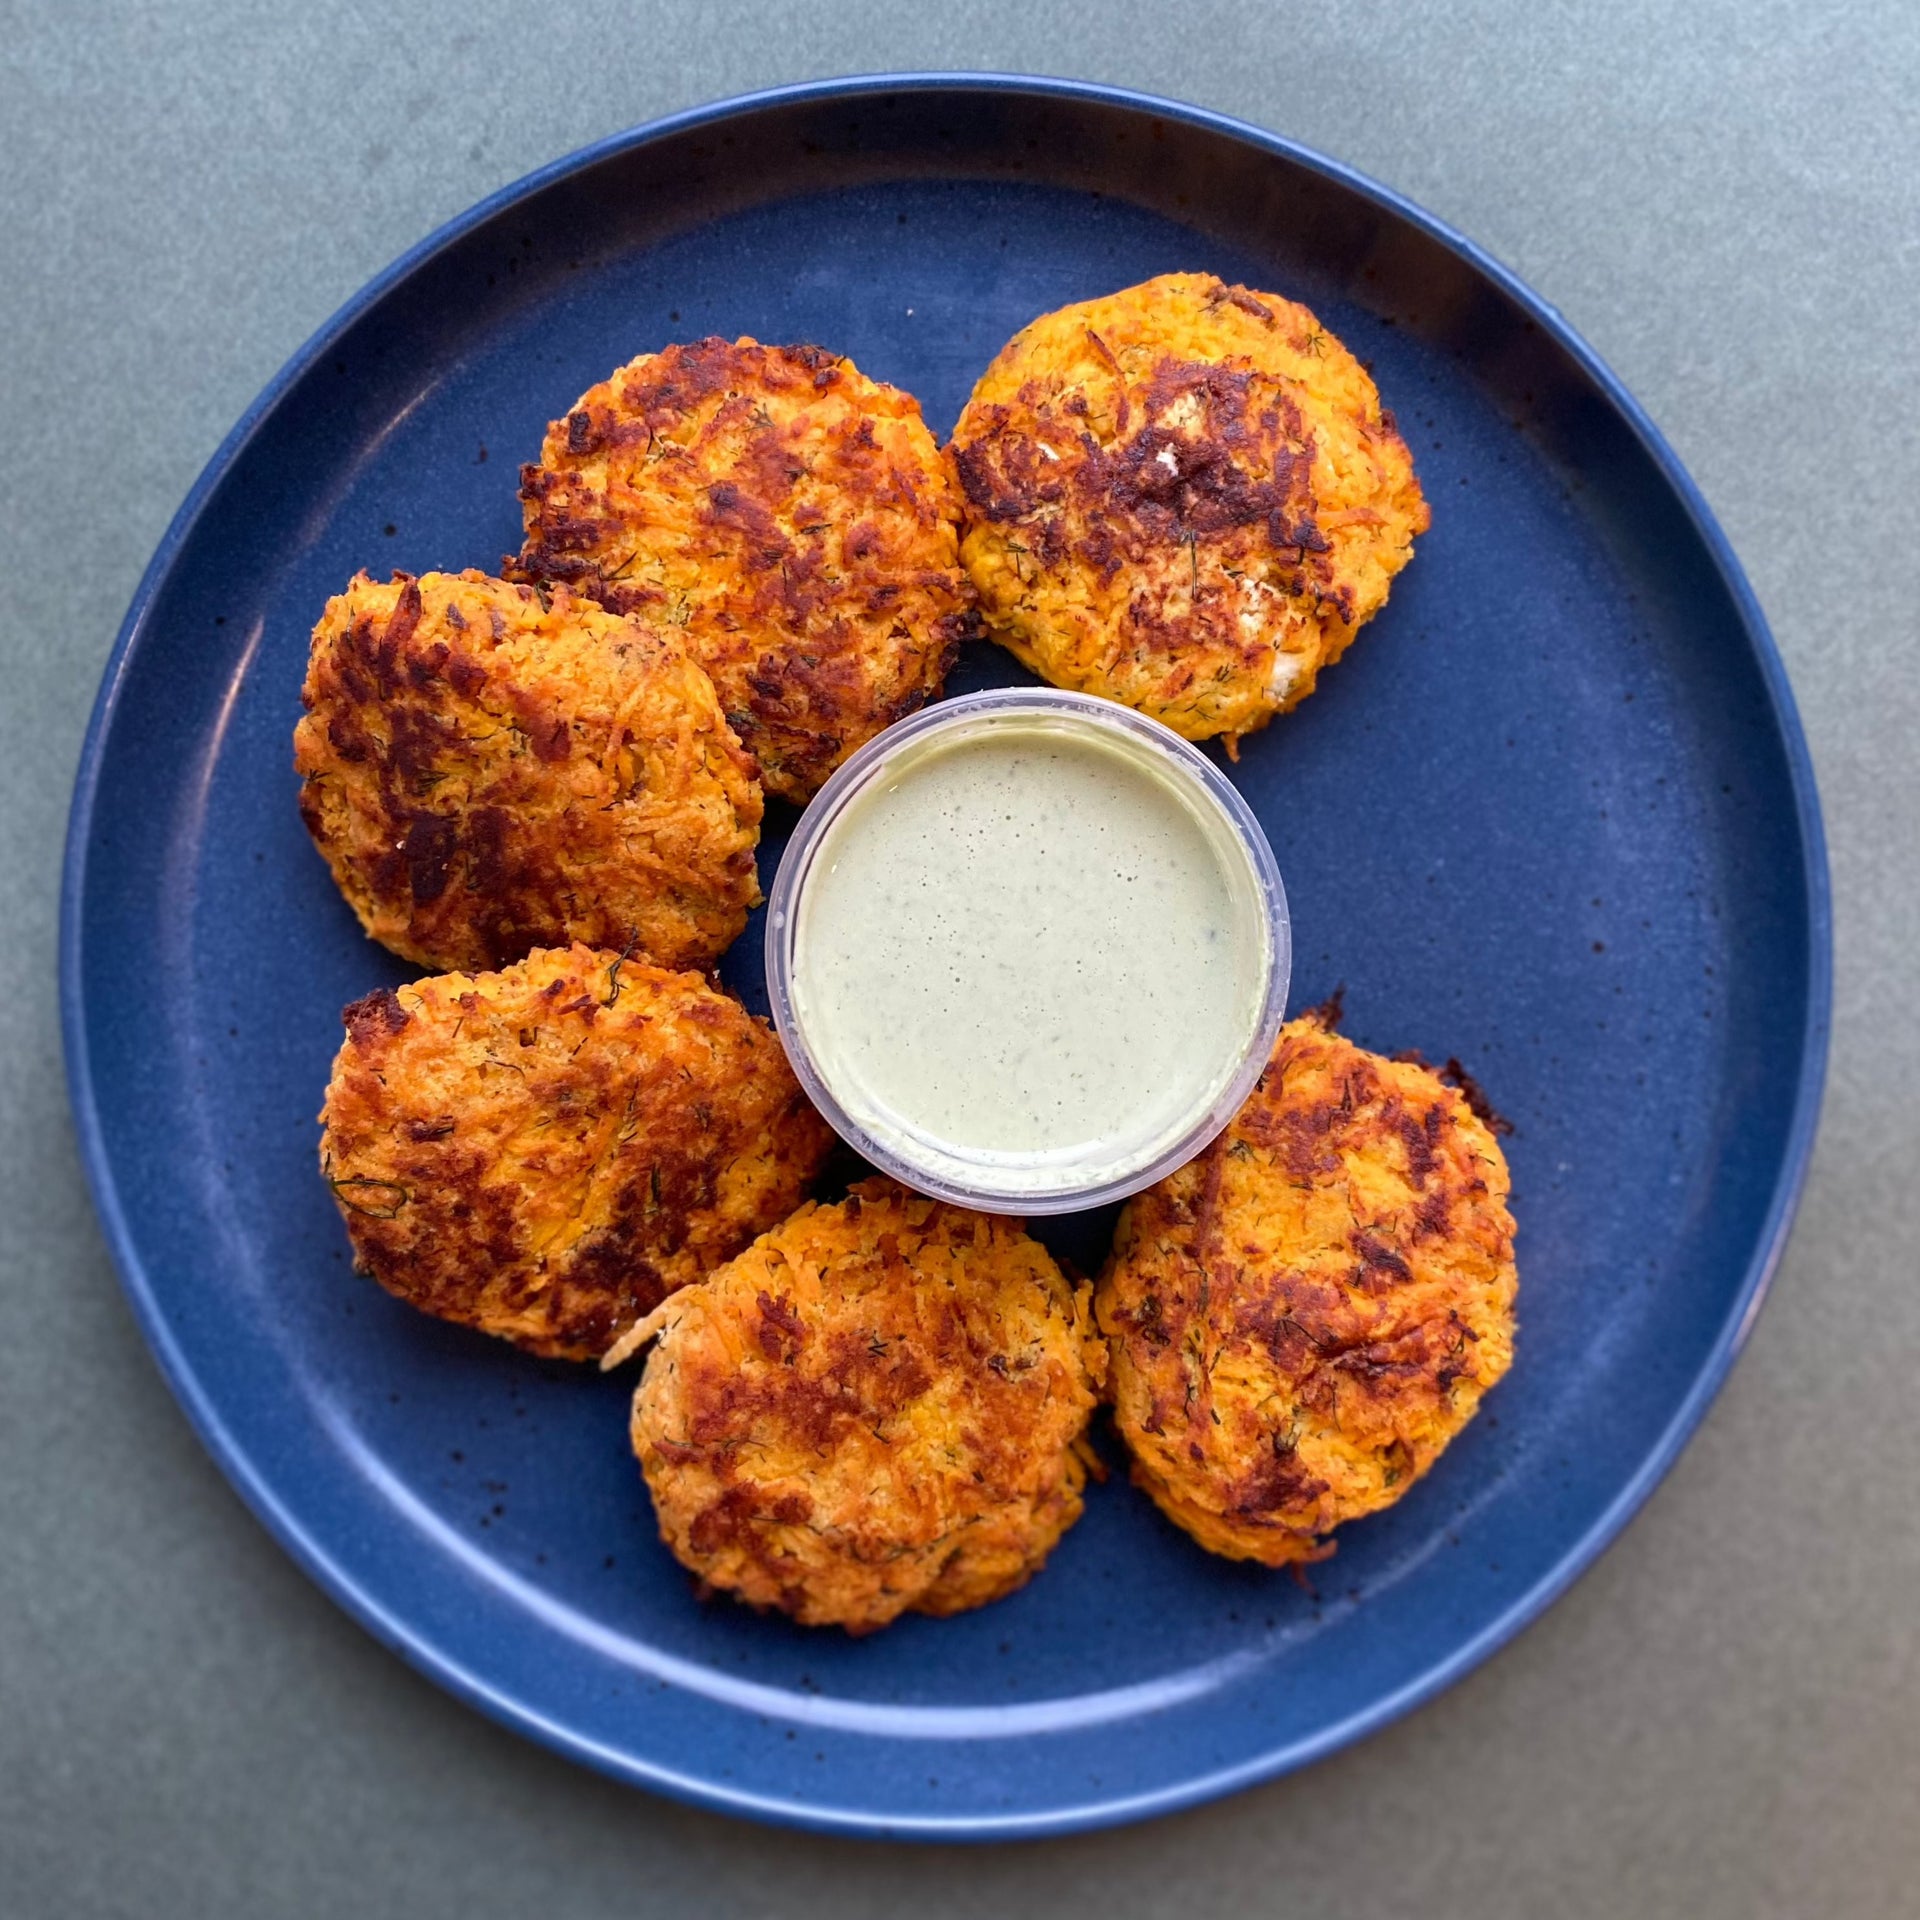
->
xmin=510 ymin=337 xmax=974 ymax=801
xmin=294 ymin=570 xmax=763 ymax=974
xmin=317 ymin=944 xmax=835 ymax=1360
xmin=1097 ymin=1011 xmax=1517 ymax=1566
xmin=628 ymin=1178 xmax=1107 ymax=1631
xmin=950 ymin=273 xmax=1429 ymax=745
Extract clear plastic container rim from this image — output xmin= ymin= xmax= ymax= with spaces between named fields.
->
xmin=763 ymin=686 xmax=1293 ymax=1215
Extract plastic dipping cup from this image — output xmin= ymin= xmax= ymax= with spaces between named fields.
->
xmin=765 ymin=689 xmax=1291 ymax=1214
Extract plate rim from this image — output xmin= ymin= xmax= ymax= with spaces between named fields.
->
xmin=58 ymin=70 xmax=1834 ymax=1840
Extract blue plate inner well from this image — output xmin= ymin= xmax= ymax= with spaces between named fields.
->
xmin=63 ymin=80 xmax=1827 ymax=1838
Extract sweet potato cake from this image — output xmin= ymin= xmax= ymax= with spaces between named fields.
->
xmin=510 ymin=337 xmax=973 ymax=802
xmin=295 ymin=570 xmax=762 ymax=975
xmin=1097 ymin=1010 xmax=1516 ymax=1566
xmin=318 ymin=943 xmax=834 ymax=1361
xmin=949 ymin=273 xmax=1428 ymax=747
xmin=620 ymin=1178 xmax=1106 ymax=1632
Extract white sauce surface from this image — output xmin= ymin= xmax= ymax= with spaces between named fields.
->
xmin=789 ymin=718 xmax=1270 ymax=1195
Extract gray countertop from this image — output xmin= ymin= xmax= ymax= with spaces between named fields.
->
xmin=4 ymin=3 xmax=1916 ymax=1914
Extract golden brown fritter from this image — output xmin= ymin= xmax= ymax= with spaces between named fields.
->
xmin=318 ymin=943 xmax=834 ymax=1361
xmin=950 ymin=273 xmax=1428 ymax=747
xmin=1097 ymin=1011 xmax=1516 ymax=1566
xmin=510 ymin=337 xmax=973 ymax=802
xmin=295 ymin=570 xmax=762 ymax=976
xmin=622 ymin=1178 xmax=1106 ymax=1632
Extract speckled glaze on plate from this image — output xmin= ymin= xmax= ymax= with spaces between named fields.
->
xmin=59 ymin=75 xmax=1829 ymax=1839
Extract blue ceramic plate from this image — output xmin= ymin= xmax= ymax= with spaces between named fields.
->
xmin=60 ymin=76 xmax=1829 ymax=1839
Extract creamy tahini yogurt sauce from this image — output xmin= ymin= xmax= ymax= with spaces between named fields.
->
xmin=788 ymin=716 xmax=1272 ymax=1199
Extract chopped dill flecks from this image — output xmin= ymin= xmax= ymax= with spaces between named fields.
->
xmin=327 ymin=1175 xmax=410 ymax=1219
